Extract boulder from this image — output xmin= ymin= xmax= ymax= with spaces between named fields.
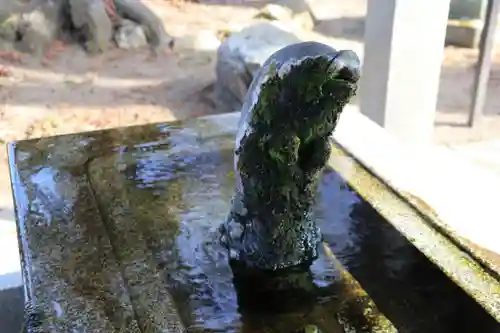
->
xmin=69 ymin=0 xmax=113 ymax=53
xmin=0 ymin=39 xmax=16 ymax=52
xmin=0 ymin=14 xmax=19 ymax=43
xmin=215 ymin=22 xmax=301 ymax=113
xmin=255 ymin=0 xmax=315 ymax=31
xmin=16 ymin=1 xmax=63 ymax=56
xmin=115 ymin=0 xmax=175 ymax=54
xmin=175 ymin=30 xmax=221 ymax=52
xmin=0 ymin=0 xmax=40 ymax=19
xmin=0 ymin=0 xmax=174 ymax=55
xmin=114 ymin=19 xmax=148 ymax=50
xmin=255 ymin=4 xmax=293 ymax=22
xmin=0 ymin=0 xmax=113 ymax=55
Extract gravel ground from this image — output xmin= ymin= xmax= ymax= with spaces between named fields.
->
xmin=0 ymin=0 xmax=500 ymax=206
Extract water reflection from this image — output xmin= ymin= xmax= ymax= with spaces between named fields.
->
xmin=95 ymin=143 xmax=499 ymax=333
xmin=319 ymin=172 xmax=500 ymax=333
xmin=10 ymin=114 xmax=500 ymax=332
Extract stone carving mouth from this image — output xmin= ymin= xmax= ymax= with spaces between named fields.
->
xmin=329 ymin=50 xmax=361 ymax=86
xmin=221 ymin=42 xmax=362 ymax=272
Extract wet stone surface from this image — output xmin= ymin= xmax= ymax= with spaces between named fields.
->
xmin=220 ymin=41 xmax=360 ymax=271
xmin=8 ymin=113 xmax=500 ymax=332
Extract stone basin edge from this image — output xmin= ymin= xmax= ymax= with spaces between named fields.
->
xmin=193 ymin=110 xmax=500 ymax=321
xmin=5 ymin=112 xmax=399 ymax=332
xmin=331 ymin=105 xmax=500 ymax=321
xmin=6 ymin=109 xmax=500 ymax=329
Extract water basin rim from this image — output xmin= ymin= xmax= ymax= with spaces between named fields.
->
xmin=334 ymin=106 xmax=500 ymax=269
xmin=7 ymin=110 xmax=500 ymax=328
xmin=327 ymin=143 xmax=500 ymax=322
xmin=7 ymin=111 xmax=399 ymax=332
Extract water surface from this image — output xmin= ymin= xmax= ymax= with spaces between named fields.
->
xmin=11 ymin=121 xmax=500 ymax=333
xmin=87 ymin=133 xmax=499 ymax=333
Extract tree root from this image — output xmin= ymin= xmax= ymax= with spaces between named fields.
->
xmin=0 ymin=0 xmax=174 ymax=56
xmin=114 ymin=0 xmax=175 ymax=54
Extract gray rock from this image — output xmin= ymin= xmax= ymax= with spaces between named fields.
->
xmin=0 ymin=14 xmax=20 ymax=42
xmin=255 ymin=0 xmax=315 ymax=31
xmin=255 ymin=4 xmax=294 ymax=22
xmin=114 ymin=19 xmax=148 ymax=50
xmin=448 ymin=0 xmax=486 ymax=20
xmin=114 ymin=0 xmax=175 ymax=54
xmin=174 ymin=30 xmax=221 ymax=52
xmin=277 ymin=0 xmax=312 ymax=14
xmin=215 ymin=22 xmax=301 ymax=113
xmin=17 ymin=1 xmax=63 ymax=56
xmin=69 ymin=0 xmax=113 ymax=53
xmin=0 ymin=0 xmax=41 ymax=18
xmin=0 ymin=39 xmax=16 ymax=52
xmin=69 ymin=0 xmax=87 ymax=29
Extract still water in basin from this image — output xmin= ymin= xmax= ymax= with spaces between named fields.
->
xmin=83 ymin=131 xmax=499 ymax=333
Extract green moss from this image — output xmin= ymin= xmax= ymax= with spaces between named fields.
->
xmin=224 ymin=51 xmax=359 ymax=270
xmin=238 ymin=56 xmax=357 ymax=228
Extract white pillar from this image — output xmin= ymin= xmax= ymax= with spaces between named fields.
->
xmin=359 ymin=0 xmax=451 ymax=145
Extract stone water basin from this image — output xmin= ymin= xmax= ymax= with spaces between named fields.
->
xmin=8 ymin=112 xmax=500 ymax=332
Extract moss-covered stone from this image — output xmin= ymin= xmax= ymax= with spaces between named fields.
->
xmin=220 ymin=41 xmax=360 ymax=271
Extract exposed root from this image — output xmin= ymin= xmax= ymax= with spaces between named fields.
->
xmin=0 ymin=0 xmax=174 ymax=56
xmin=104 ymin=0 xmax=119 ymax=24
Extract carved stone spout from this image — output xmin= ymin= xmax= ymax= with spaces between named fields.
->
xmin=220 ymin=41 xmax=360 ymax=271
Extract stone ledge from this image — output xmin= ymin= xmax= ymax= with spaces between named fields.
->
xmin=445 ymin=18 xmax=500 ymax=48
xmin=446 ymin=22 xmax=482 ymax=48
xmin=334 ymin=105 xmax=500 ymax=275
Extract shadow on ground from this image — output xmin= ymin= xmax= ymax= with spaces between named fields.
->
xmin=0 ymin=286 xmax=24 ymax=333
xmin=314 ymin=16 xmax=365 ymax=42
xmin=0 ymin=46 xmax=221 ymax=132
xmin=0 ymin=0 xmax=269 ymax=139
xmin=437 ymin=60 xmax=500 ymax=122
xmin=0 ymin=0 xmax=271 ymax=139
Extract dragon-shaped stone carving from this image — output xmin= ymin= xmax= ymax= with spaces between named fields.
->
xmin=220 ymin=41 xmax=360 ymax=271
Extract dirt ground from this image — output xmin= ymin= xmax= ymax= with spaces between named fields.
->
xmin=0 ymin=0 xmax=500 ymax=206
